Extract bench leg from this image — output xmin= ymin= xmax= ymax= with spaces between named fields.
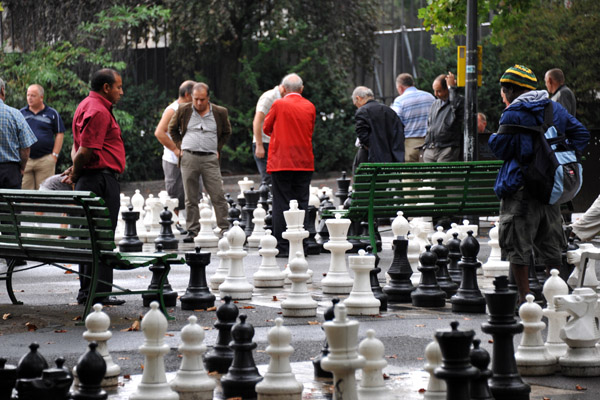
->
xmin=5 ymin=258 xmax=23 ymax=305
xmin=157 ymin=262 xmax=175 ymax=321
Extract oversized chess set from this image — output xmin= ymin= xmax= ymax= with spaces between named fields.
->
xmin=2 ymin=173 xmax=600 ymax=399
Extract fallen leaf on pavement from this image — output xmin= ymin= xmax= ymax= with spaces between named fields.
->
xmin=272 ymin=296 xmax=278 ymax=301
xmin=415 ymin=324 xmax=426 ymax=327
xmin=121 ymin=320 xmax=140 ymax=332
xmin=64 ymin=270 xmax=73 ymax=274
xmin=72 ymin=316 xmax=82 ymax=321
xmin=307 ymin=321 xmax=320 ymax=325
xmin=576 ymin=385 xmax=587 ymax=391
xmin=206 ymin=306 xmax=217 ymax=311
xmin=54 ymin=329 xmax=68 ymax=333
xmin=241 ymin=306 xmax=255 ymax=309
xmin=25 ymin=322 xmax=37 ymax=332
xmin=2 ymin=313 xmax=11 ymax=320
xmin=385 ymin=354 xmax=398 ymax=359
xmin=418 ymin=388 xmax=426 ymax=393
xmin=165 ymin=333 xmax=174 ymax=337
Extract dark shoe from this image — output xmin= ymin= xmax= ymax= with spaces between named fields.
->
xmin=275 ymin=251 xmax=289 ymax=258
xmin=175 ymin=223 xmax=187 ymax=235
xmin=183 ymin=233 xmax=197 ymax=243
xmin=97 ymin=296 xmax=126 ymax=306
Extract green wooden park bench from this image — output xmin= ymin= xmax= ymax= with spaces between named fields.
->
xmin=0 ymin=189 xmax=184 ymax=321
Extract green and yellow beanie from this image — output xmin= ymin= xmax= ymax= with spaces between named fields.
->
xmin=499 ymin=65 xmax=537 ymax=90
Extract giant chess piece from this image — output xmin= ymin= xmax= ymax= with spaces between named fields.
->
xmin=281 ymin=252 xmax=317 ymax=317
xmin=407 ymin=233 xmax=421 ymax=276
xmin=142 ymin=244 xmax=178 ymax=307
xmin=560 ymin=226 xmax=578 ymax=282
xmin=243 ymin=187 xmax=260 ymax=237
xmin=81 ymin=304 xmax=120 ymax=387
xmin=315 ymin=193 xmax=335 ymax=249
xmin=312 ymin=298 xmax=339 ymax=379
xmin=383 ymin=237 xmax=415 ymax=303
xmin=227 ymin=203 xmax=242 ymax=228
xmin=129 ymin=302 xmax=178 ymax=400
xmin=219 ymin=221 xmax=254 ymax=300
xmin=527 ymin=254 xmax=544 ymax=304
xmin=204 ymin=296 xmax=238 ymax=373
xmin=451 ymin=231 xmax=485 ymax=314
xmin=543 ymin=269 xmax=569 ymax=358
xmin=247 ymin=204 xmax=267 ymax=248
xmin=209 ymin=236 xmax=230 ymax=291
xmin=566 ymin=243 xmax=600 ymax=289
xmin=334 ymin=171 xmax=350 ymax=206
xmin=253 ymin=229 xmax=286 ymax=288
xmin=482 ymin=223 xmax=509 ymax=277
xmin=481 ymin=276 xmax=530 ymax=400
xmin=554 ymin=287 xmax=600 ymax=376
xmin=119 ymin=205 xmax=143 ymax=252
xmin=434 ymin=321 xmax=479 ymax=400
xmin=423 ymin=339 xmax=446 ymax=400
xmin=256 ymin=318 xmax=303 ymax=400
xmin=515 ymin=294 xmax=557 ymax=375
xmin=368 ymin=246 xmax=388 ymax=311
xmin=16 ymin=343 xmax=48 ymax=380
xmin=344 ymin=250 xmax=380 ymax=315
xmin=470 ymin=339 xmax=494 ymax=400
xmin=431 ymin=238 xmax=458 ymax=298
xmin=0 ymin=358 xmax=17 ymax=400
xmin=321 ymin=304 xmax=366 ymax=400
xmin=154 ymin=206 xmax=178 ymax=250
xmin=446 ymin=232 xmax=462 ymax=284
xmin=131 ymin=189 xmax=148 ymax=243
xmin=358 ymin=329 xmax=391 ymax=399
xmin=170 ymin=315 xmax=216 ymax=400
xmin=180 ymin=247 xmax=215 ymax=310
xmin=305 ymin=202 xmax=321 ymax=255
xmin=194 ymin=206 xmax=219 ymax=248
xmin=15 ymin=357 xmax=73 ymax=400
xmin=70 ymin=342 xmax=107 ymax=400
xmin=411 ymin=246 xmax=446 ymax=308
xmin=321 ymin=213 xmax=354 ymax=294
xmin=282 ymin=199 xmax=309 ymax=269
xmin=221 ymin=314 xmax=263 ymax=400
xmin=257 ymin=184 xmax=269 ymax=212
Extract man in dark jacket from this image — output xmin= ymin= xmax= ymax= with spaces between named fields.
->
xmin=489 ymin=65 xmax=589 ymax=305
xmin=352 ymin=86 xmax=404 ymax=173
xmin=423 ymin=72 xmax=464 ymax=162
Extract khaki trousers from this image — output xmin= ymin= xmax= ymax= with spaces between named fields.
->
xmin=22 ymin=153 xmax=56 ymax=190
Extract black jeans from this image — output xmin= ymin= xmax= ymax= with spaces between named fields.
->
xmin=0 ymin=162 xmax=22 ymax=189
xmin=75 ymin=170 xmax=120 ymax=302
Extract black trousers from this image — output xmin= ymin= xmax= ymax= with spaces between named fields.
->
xmin=0 ymin=163 xmax=22 ymax=189
xmin=270 ymin=170 xmax=312 ymax=252
xmin=75 ymin=170 xmax=120 ymax=302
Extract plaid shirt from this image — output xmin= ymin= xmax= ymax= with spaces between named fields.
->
xmin=391 ymin=86 xmax=435 ymax=138
xmin=0 ymin=99 xmax=37 ymax=163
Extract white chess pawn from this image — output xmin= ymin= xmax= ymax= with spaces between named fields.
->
xmin=132 ymin=189 xmax=148 ymax=243
xmin=344 ymin=250 xmax=380 ymax=316
xmin=391 ymin=211 xmax=410 ymax=238
xmin=194 ymin=206 xmax=219 ymax=248
xmin=431 ymin=226 xmax=446 ymax=245
xmin=158 ymin=190 xmax=169 ymax=205
xmin=321 ymin=303 xmax=366 ymax=400
xmin=143 ymin=194 xmax=157 ymax=240
xmin=170 ymin=315 xmax=216 ymax=400
xmin=423 ymin=339 xmax=446 ymax=400
xmin=358 ymin=329 xmax=391 ymax=399
xmin=253 ymin=230 xmax=285 ymax=288
xmin=150 ymin=195 xmax=165 ymax=237
xmin=482 ymin=223 xmax=509 ymax=277
xmin=129 ymin=302 xmax=179 ymax=400
xmin=219 ymin=221 xmax=254 ymax=300
xmin=256 ymin=318 xmax=303 ymax=400
xmin=515 ymin=295 xmax=557 ymax=376
xmin=77 ymin=304 xmax=120 ymax=387
xmin=457 ymin=219 xmax=477 ymax=239
xmin=115 ymin=193 xmax=129 ymax=242
xmin=444 ymin=223 xmax=460 ymax=243
xmin=247 ymin=204 xmax=267 ymax=248
xmin=281 ymin=252 xmax=317 ymax=317
xmin=407 ymin=233 xmax=421 ymax=276
xmin=543 ymin=269 xmax=569 ymax=358
xmin=321 ymin=213 xmax=354 ymax=294
xmin=210 ymin=235 xmax=231 ymax=291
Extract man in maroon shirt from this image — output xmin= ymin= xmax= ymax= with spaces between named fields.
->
xmin=63 ymin=68 xmax=126 ymax=306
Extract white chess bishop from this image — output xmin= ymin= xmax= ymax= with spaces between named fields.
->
xmin=218 ymin=221 xmax=253 ymax=300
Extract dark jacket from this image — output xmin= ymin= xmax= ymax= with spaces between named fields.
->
xmin=551 ymin=85 xmax=576 ymax=117
xmin=168 ymin=102 xmax=232 ymax=152
xmin=355 ymin=99 xmax=405 ymax=163
xmin=424 ymin=87 xmax=464 ymax=149
xmin=488 ymin=90 xmax=589 ymax=199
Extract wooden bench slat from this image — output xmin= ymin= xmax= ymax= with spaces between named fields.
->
xmin=0 ymin=214 xmax=113 ymax=227
xmin=0 ymin=237 xmax=115 ymax=250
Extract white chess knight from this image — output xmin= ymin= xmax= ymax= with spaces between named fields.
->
xmin=515 ymin=295 xmax=557 ymax=376
xmin=247 ymin=203 xmax=267 ymax=248
xmin=554 ymin=287 xmax=600 ymax=376
xmin=256 ymin=318 xmax=303 ymax=400
xmin=170 ymin=315 xmax=216 ymax=400
xmin=209 ymin=235 xmax=231 ymax=290
xmin=543 ymin=269 xmax=569 ymax=358
xmin=281 ymin=252 xmax=317 ymax=317
xmin=423 ymin=339 xmax=446 ymax=400
xmin=344 ymin=250 xmax=380 ymax=316
xmin=253 ymin=230 xmax=286 ymax=288
xmin=482 ymin=223 xmax=509 ymax=277
xmin=357 ymin=329 xmax=391 ymax=399
xmin=321 ymin=213 xmax=354 ymax=294
xmin=566 ymin=244 xmax=600 ymax=289
xmin=194 ymin=205 xmax=219 ymax=248
xmin=219 ymin=221 xmax=254 ymax=300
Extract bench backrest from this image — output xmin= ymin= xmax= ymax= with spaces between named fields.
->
xmin=349 ymin=161 xmax=503 ymax=220
xmin=0 ymin=189 xmax=115 ymax=264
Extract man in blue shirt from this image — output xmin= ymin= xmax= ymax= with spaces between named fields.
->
xmin=0 ymin=78 xmax=37 ymax=189
xmin=20 ymin=84 xmax=65 ymax=190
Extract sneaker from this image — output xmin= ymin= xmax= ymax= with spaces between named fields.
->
xmin=175 ymin=223 xmax=187 ymax=235
xmin=183 ymin=233 xmax=197 ymax=243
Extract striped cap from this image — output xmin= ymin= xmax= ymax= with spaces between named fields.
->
xmin=500 ymin=65 xmax=537 ymax=90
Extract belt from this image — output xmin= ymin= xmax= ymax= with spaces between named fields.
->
xmin=184 ymin=149 xmax=215 ymax=156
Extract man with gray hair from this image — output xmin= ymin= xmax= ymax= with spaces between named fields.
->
xmin=0 ymin=77 xmax=37 ymax=189
xmin=263 ymin=73 xmax=316 ymax=256
xmin=544 ymin=68 xmax=576 ymax=116
xmin=352 ymin=85 xmax=404 ymax=173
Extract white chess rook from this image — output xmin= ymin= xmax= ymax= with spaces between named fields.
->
xmin=344 ymin=250 xmax=380 ymax=316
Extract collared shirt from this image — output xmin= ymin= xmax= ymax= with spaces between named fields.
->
xmin=254 ymin=85 xmax=282 ymax=144
xmin=72 ymin=91 xmax=126 ymax=173
xmin=20 ymin=104 xmax=65 ymax=159
xmin=391 ymin=86 xmax=435 ymax=138
xmin=181 ymin=103 xmax=218 ymax=153
xmin=0 ymin=99 xmax=37 ymax=163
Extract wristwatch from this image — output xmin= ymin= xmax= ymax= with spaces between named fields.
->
xmin=52 ymin=152 xmax=59 ymax=157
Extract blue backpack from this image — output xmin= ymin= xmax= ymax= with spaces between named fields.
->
xmin=497 ymin=103 xmax=582 ymax=205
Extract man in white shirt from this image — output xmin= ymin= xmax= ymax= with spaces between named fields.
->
xmin=252 ymin=84 xmax=284 ymax=186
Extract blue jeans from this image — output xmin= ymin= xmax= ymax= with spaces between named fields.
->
xmin=252 ymin=142 xmax=271 ymax=186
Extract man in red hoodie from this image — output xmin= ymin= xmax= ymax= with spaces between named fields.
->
xmin=263 ymin=73 xmax=316 ymax=256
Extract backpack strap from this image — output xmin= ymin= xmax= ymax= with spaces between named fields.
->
xmin=496 ymin=102 xmax=554 ymax=135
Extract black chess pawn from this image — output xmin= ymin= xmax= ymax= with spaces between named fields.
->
xmin=264 ymin=209 xmax=273 ymax=233
xmin=304 ymin=204 xmax=322 ymax=255
xmin=369 ymin=247 xmax=388 ymax=311
xmin=0 ymin=358 xmax=17 ymax=400
xmin=334 ymin=171 xmax=350 ymax=206
xmin=118 ymin=205 xmax=143 ymax=252
xmin=70 ymin=342 xmax=107 ymax=400
xmin=225 ymin=193 xmax=235 ymax=208
xmin=257 ymin=184 xmax=269 ymax=212
xmin=220 ymin=314 xmax=263 ymax=399
xmin=16 ymin=343 xmax=48 ymax=379
xmin=434 ymin=321 xmax=479 ymax=400
xmin=431 ymin=238 xmax=458 ymax=298
xmin=481 ymin=276 xmax=530 ymax=400
xmin=383 ymin=237 xmax=415 ymax=303
xmin=470 ymin=339 xmax=494 ymax=400
xmin=180 ymin=247 xmax=215 ymax=310
xmin=227 ymin=203 xmax=242 ymax=229
xmin=243 ymin=187 xmax=259 ymax=237
xmin=154 ymin=206 xmax=178 ymax=251
xmin=411 ymin=245 xmax=446 ymax=308
xmin=451 ymin=231 xmax=486 ymax=313
xmin=204 ymin=296 xmax=239 ymax=373
xmin=142 ymin=244 xmax=178 ymax=307
xmin=446 ymin=232 xmax=462 ymax=284
xmin=312 ymin=298 xmax=340 ymax=378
